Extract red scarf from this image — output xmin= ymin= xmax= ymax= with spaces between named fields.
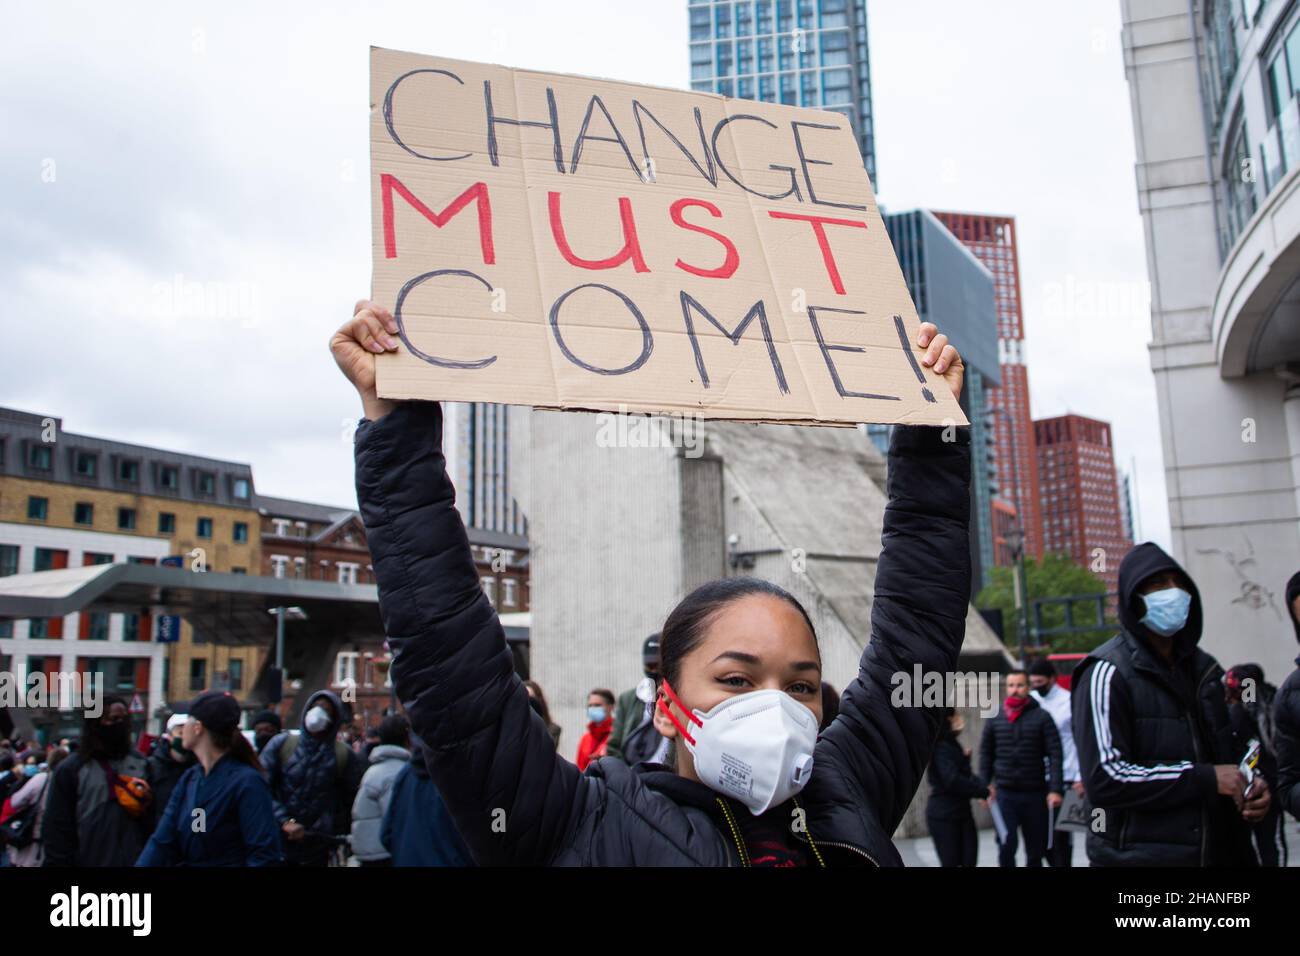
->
xmin=1003 ymin=695 xmax=1030 ymax=723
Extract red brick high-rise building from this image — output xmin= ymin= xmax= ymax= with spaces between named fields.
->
xmin=932 ymin=212 xmax=1043 ymax=563
xmin=1033 ymin=414 xmax=1132 ymax=595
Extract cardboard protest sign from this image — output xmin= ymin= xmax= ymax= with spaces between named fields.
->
xmin=369 ymin=47 xmax=967 ymax=427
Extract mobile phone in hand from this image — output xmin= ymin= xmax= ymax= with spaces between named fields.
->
xmin=1239 ymin=737 xmax=1261 ymax=800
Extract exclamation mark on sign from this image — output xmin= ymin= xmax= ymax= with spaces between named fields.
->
xmin=894 ymin=314 xmax=938 ymax=404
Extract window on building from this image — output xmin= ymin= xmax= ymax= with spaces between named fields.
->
xmin=229 ymin=658 xmax=243 ymax=691
xmin=232 ymin=477 xmax=250 ymax=500
xmin=231 ymin=567 xmax=247 ymax=575
xmin=716 ymin=2 xmax=732 ymax=39
xmin=83 ymin=612 xmax=110 ymax=641
xmin=272 ymin=518 xmax=291 ymax=536
xmin=83 ymin=551 xmax=113 ymax=566
xmin=158 ymin=465 xmax=179 ymax=491
xmin=74 ymin=502 xmax=94 ymax=525
xmin=820 ymin=28 xmax=851 ymax=66
xmin=32 ymin=548 xmax=65 ymax=572
xmin=158 ymin=512 xmax=176 ymax=534
xmin=189 ymin=658 xmax=207 ymax=691
xmin=481 ymin=576 xmax=497 ymax=607
xmin=294 ymin=557 xmax=305 ymax=579
xmin=270 ymin=555 xmax=288 ymax=579
xmin=74 ymin=451 xmax=97 ymax=478
xmin=503 ymin=577 xmax=518 ymax=608
xmin=195 ymin=471 xmax=216 ymax=496
xmin=118 ymin=508 xmax=136 ymax=531
xmin=27 ymin=496 xmax=48 ymax=521
xmin=338 ymin=563 xmax=359 ymax=585
xmin=28 ymin=444 xmax=52 ymax=471
xmin=689 ymin=4 xmax=710 ymax=41
xmin=0 ymin=544 xmax=19 ymax=577
xmin=736 ymin=1 xmax=752 ymax=36
xmin=117 ymin=457 xmax=140 ymax=484
xmin=690 ymin=43 xmax=712 ymax=80
xmin=197 ymin=517 xmax=213 ymax=539
xmin=233 ymin=521 xmax=248 ymax=544
xmin=334 ymin=651 xmax=359 ymax=688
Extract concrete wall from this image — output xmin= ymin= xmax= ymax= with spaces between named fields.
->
xmin=1124 ymin=0 xmax=1300 ymax=682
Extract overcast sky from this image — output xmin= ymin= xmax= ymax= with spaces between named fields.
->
xmin=1 ymin=1 xmax=1168 ymax=546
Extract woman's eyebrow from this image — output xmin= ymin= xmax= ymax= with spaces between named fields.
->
xmin=710 ymin=650 xmax=762 ymax=666
xmin=708 ymin=650 xmax=821 ymax=673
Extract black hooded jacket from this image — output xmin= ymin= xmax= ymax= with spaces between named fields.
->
xmin=1273 ymin=572 xmax=1300 ymax=821
xmin=357 ymin=401 xmax=972 ymax=866
xmin=1072 ymin=543 xmax=1255 ymax=866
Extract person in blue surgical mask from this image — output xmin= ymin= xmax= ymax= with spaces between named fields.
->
xmin=1072 ymin=543 xmax=1271 ymax=866
xmin=575 ymin=689 xmax=615 ymax=771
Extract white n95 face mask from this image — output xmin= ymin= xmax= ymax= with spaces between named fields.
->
xmin=304 ymin=705 xmax=331 ymax=733
xmin=659 ymin=679 xmax=817 ymax=816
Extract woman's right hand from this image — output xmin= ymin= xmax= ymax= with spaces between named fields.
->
xmin=330 ymin=299 xmax=402 ymax=421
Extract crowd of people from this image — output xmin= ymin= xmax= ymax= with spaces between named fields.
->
xmin=925 ymin=544 xmax=1299 ymax=868
xmin=0 ymin=688 xmax=476 ymax=868
xmin=0 ymin=310 xmax=1296 ymax=869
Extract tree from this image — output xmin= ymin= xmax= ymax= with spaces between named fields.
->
xmin=976 ymin=554 xmax=1117 ymax=653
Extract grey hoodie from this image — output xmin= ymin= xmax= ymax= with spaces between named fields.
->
xmin=350 ymin=744 xmax=411 ymax=861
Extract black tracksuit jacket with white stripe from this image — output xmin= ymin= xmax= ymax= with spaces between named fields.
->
xmin=1274 ymin=571 xmax=1300 ymax=822
xmin=1072 ymin=543 xmax=1256 ymax=867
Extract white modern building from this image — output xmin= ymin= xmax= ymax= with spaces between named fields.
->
xmin=0 ymin=522 xmax=170 ymax=737
xmin=1122 ymin=0 xmax=1300 ymax=682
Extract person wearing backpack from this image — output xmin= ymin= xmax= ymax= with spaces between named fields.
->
xmin=3 ymin=748 xmax=68 ymax=867
xmin=260 ymin=689 xmax=364 ymax=866
xmin=43 ymin=697 xmax=155 ymax=867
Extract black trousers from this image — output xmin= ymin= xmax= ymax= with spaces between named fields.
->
xmin=996 ymin=788 xmax=1048 ymax=868
xmin=1251 ymin=800 xmax=1289 ymax=867
xmin=928 ymin=812 xmax=978 ymax=867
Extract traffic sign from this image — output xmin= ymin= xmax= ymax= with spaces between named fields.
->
xmin=128 ymin=693 xmax=145 ymax=714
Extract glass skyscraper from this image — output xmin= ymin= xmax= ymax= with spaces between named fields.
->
xmin=689 ymin=0 xmax=877 ymax=183
xmin=883 ymin=211 xmax=1000 ymax=591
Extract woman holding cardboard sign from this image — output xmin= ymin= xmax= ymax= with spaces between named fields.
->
xmin=331 ymin=299 xmax=967 ymax=866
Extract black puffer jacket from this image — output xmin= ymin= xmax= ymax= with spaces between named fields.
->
xmin=926 ymin=727 xmax=988 ymax=819
xmin=1273 ymin=572 xmax=1300 ymax=821
xmin=357 ymin=402 xmax=971 ymax=866
xmin=1072 ymin=544 xmax=1255 ymax=867
xmin=979 ymin=697 xmax=1063 ymax=792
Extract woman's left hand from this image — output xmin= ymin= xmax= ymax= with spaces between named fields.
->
xmin=917 ymin=322 xmax=964 ymax=402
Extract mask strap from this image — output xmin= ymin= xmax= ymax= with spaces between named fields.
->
xmin=657 ymin=679 xmax=701 ymax=748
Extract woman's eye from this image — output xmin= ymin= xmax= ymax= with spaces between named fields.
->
xmin=719 ymin=675 xmax=750 ymax=688
xmin=789 ymin=683 xmax=817 ymax=695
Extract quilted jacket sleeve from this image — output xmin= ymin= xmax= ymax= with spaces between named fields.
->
xmin=815 ymin=425 xmax=972 ymax=835
xmin=355 ymin=401 xmax=586 ymax=865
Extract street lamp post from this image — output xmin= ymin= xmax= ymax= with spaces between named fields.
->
xmin=985 ymin=405 xmax=1030 ymax=665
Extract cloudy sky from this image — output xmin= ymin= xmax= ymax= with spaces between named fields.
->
xmin=2 ymin=0 xmax=1167 ymax=545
